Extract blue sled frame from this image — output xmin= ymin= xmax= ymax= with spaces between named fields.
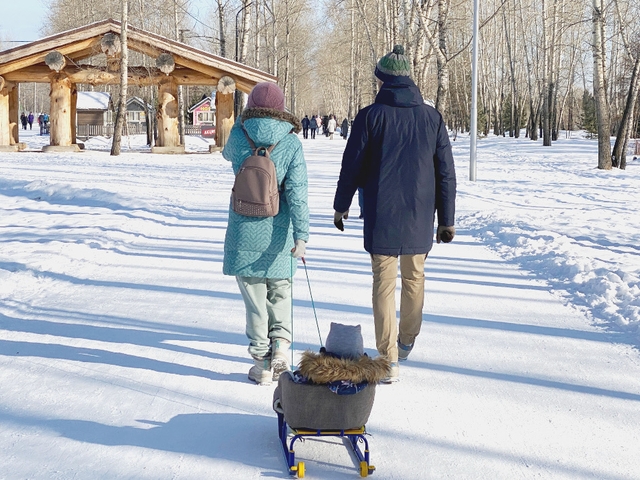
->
xmin=277 ymin=412 xmax=376 ymax=478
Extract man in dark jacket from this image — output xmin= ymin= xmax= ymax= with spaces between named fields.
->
xmin=332 ymin=45 xmax=456 ymax=383
xmin=301 ymin=115 xmax=310 ymax=139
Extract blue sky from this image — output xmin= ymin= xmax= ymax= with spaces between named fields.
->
xmin=2 ymin=0 xmax=47 ymax=43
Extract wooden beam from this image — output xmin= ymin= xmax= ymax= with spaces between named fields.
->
xmin=0 ymin=37 xmax=102 ymax=76
xmin=4 ymin=65 xmax=219 ymax=87
xmin=126 ymin=39 xmax=257 ymax=94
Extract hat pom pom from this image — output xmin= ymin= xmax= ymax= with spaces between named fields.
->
xmin=392 ymin=44 xmax=405 ymax=55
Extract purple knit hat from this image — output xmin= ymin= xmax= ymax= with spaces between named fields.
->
xmin=246 ymin=82 xmax=285 ymax=111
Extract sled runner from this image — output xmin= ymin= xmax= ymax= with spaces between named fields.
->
xmin=276 ymin=414 xmax=375 ymax=478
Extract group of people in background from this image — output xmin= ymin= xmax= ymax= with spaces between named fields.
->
xmin=300 ymin=114 xmax=350 ymax=140
xmin=20 ymin=112 xmax=34 ymax=130
xmin=20 ymin=112 xmax=49 ymax=134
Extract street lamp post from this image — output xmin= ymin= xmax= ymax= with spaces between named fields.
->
xmin=469 ymin=0 xmax=480 ymax=181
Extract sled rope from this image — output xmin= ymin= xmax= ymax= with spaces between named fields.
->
xmin=290 ymin=255 xmax=295 ymax=368
xmin=301 ymin=257 xmax=323 ymax=348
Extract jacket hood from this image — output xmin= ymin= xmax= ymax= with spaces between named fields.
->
xmin=375 ymin=77 xmax=424 ymax=108
xmin=240 ymin=107 xmax=302 ymax=145
xmin=297 ymin=350 xmax=390 ymax=384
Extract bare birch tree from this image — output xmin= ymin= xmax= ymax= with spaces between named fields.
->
xmin=591 ymin=0 xmax=612 ymax=169
xmin=110 ymin=0 xmax=128 ymax=156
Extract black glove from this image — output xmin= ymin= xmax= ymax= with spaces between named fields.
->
xmin=334 ymin=210 xmax=349 ymax=231
xmin=437 ymin=225 xmax=455 ymax=244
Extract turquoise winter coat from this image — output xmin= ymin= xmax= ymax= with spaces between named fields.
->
xmin=223 ymin=107 xmax=309 ymax=279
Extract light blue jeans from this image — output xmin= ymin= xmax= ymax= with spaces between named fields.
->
xmin=236 ymin=276 xmax=292 ymax=359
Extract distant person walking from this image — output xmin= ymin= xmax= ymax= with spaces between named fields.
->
xmin=341 ymin=118 xmax=349 ymax=140
xmin=309 ymin=115 xmax=318 ymax=139
xmin=38 ymin=113 xmax=45 ymax=135
xmin=332 ymin=45 xmax=457 ymax=383
xmin=327 ymin=115 xmax=337 ymax=139
xmin=28 ymin=112 xmax=34 ymax=130
xmin=301 ymin=115 xmax=310 ymax=139
xmin=20 ymin=113 xmax=27 ymax=130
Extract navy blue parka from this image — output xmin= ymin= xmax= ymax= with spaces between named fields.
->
xmin=333 ymin=76 xmax=456 ymax=255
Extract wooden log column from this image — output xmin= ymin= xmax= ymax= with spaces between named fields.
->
xmin=8 ymin=83 xmax=19 ymax=145
xmin=214 ymin=76 xmax=236 ymax=150
xmin=0 ymin=77 xmax=11 ymax=147
xmin=49 ymin=74 xmax=73 ymax=146
xmin=70 ymin=84 xmax=77 ymax=145
xmin=156 ymin=76 xmax=180 ymax=148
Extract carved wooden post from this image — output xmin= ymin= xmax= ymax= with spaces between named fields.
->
xmin=70 ymin=84 xmax=77 ymax=145
xmin=49 ymin=74 xmax=73 ymax=147
xmin=154 ymin=76 xmax=181 ymax=151
xmin=215 ymin=76 xmax=236 ymax=149
xmin=8 ymin=83 xmax=19 ymax=145
xmin=0 ymin=77 xmax=10 ymax=147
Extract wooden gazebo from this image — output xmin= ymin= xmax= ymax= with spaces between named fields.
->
xmin=0 ymin=19 xmax=276 ymax=153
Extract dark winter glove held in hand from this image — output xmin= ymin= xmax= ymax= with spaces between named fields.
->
xmin=437 ymin=225 xmax=455 ymax=244
xmin=334 ymin=210 xmax=349 ymax=231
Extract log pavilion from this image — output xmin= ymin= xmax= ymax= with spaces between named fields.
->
xmin=0 ymin=19 xmax=276 ymax=153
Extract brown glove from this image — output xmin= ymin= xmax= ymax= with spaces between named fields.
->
xmin=437 ymin=225 xmax=455 ymax=244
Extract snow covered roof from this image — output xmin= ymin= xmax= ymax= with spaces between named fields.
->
xmin=188 ymin=96 xmax=213 ymax=113
xmin=127 ymin=97 xmax=152 ymax=110
xmin=76 ymin=91 xmax=111 ymax=111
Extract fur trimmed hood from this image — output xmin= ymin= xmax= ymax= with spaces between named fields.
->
xmin=298 ymin=350 xmax=390 ymax=384
xmin=241 ymin=107 xmax=302 ymax=133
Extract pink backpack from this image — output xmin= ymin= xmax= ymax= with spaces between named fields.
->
xmin=231 ymin=127 xmax=281 ymax=217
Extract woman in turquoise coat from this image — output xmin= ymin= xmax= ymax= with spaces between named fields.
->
xmin=222 ymin=82 xmax=309 ymax=386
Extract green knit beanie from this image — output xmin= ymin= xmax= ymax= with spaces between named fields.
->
xmin=375 ymin=44 xmax=411 ymax=80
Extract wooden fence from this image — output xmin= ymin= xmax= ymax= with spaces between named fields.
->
xmin=77 ymin=124 xmax=207 ymax=138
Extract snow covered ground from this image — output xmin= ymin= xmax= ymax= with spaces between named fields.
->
xmin=0 ymin=127 xmax=639 ymax=479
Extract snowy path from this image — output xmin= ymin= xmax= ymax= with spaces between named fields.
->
xmin=0 ymin=131 xmax=639 ymax=479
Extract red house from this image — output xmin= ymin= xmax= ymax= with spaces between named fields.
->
xmin=188 ymin=96 xmax=216 ymax=138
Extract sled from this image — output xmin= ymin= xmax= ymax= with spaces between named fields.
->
xmin=273 ymin=372 xmax=377 ymax=478
xmin=276 ymin=411 xmax=376 ymax=478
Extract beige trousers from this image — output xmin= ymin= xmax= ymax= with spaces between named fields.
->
xmin=371 ymin=254 xmax=427 ymax=362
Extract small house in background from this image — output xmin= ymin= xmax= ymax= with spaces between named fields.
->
xmin=76 ymin=91 xmax=111 ymax=126
xmin=188 ymin=96 xmax=216 ymax=138
xmin=125 ymin=97 xmax=152 ymax=135
xmin=189 ymin=96 xmax=215 ymax=126
xmin=126 ymin=97 xmax=151 ymax=126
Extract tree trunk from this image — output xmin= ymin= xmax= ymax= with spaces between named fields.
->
xmin=591 ymin=0 xmax=612 ymax=169
xmin=217 ymin=0 xmax=227 ymax=57
xmin=111 ymin=0 xmax=128 ymax=156
xmin=175 ymin=1 xmax=185 ymax=146
xmin=612 ymin=56 xmax=640 ymax=170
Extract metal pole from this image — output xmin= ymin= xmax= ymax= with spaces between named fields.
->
xmin=469 ymin=0 xmax=480 ymax=181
